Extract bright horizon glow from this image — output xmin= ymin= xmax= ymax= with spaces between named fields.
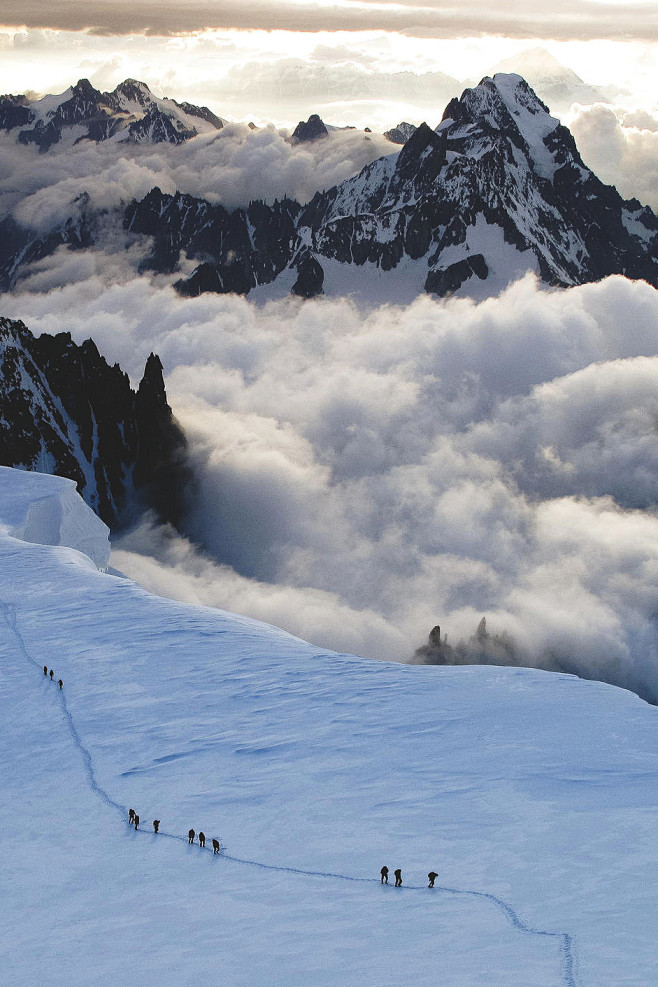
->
xmin=0 ymin=27 xmax=654 ymax=129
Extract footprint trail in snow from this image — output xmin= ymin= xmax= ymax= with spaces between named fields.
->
xmin=2 ymin=599 xmax=578 ymax=987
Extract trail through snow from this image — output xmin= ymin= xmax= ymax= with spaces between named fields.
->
xmin=1 ymin=597 xmax=577 ymax=987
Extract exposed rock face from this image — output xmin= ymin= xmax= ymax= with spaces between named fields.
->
xmin=291 ymin=250 xmax=324 ymax=298
xmin=123 ymin=187 xmax=301 ymax=296
xmin=413 ymin=617 xmax=518 ymax=667
xmin=383 ymin=122 xmax=418 ymax=145
xmin=0 ymin=317 xmax=188 ymax=527
xmin=1 ymin=74 xmax=657 ymax=302
xmin=0 ymin=77 xmax=223 ymax=152
xmin=291 ymin=114 xmax=329 ymax=143
xmin=130 ymin=74 xmax=658 ymax=299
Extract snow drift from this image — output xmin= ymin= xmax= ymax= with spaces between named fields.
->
xmin=3 ymin=467 xmax=658 ymax=984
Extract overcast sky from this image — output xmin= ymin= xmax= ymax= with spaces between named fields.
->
xmin=2 ymin=0 xmax=658 ymax=40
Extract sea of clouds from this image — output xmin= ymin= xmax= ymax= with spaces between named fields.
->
xmin=4 ymin=266 xmax=658 ymax=702
xmin=1 ymin=85 xmax=658 ymax=701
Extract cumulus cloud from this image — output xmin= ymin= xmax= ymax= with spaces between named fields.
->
xmin=569 ymin=102 xmax=658 ymax=210
xmin=4 ymin=267 xmax=658 ymax=702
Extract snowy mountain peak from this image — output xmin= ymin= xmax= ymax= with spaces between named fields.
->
xmin=0 ymin=77 xmax=223 ymax=151
xmin=489 ymin=49 xmax=607 ymax=112
xmin=291 ymin=114 xmax=329 ymax=143
xmin=438 ymin=72 xmax=568 ymax=184
xmin=449 ymin=73 xmax=551 ymax=123
xmin=113 ymin=78 xmax=153 ymax=105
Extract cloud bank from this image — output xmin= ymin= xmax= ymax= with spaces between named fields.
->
xmin=2 ymin=0 xmax=658 ymax=42
xmin=4 ymin=266 xmax=658 ymax=702
xmin=569 ymin=102 xmax=658 ymax=211
xmin=0 ymin=124 xmax=394 ymax=229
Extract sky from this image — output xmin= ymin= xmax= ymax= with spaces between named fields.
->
xmin=0 ymin=2 xmax=656 ymax=128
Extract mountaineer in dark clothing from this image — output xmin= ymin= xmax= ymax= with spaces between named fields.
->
xmin=49 ymin=669 xmax=54 ymax=680
xmin=380 ymin=866 xmax=389 ymax=884
xmin=212 ymin=839 xmax=220 ymax=854
xmin=153 ymin=820 xmax=160 ymax=834
xmin=198 ymin=832 xmax=206 ymax=848
xmin=394 ymin=869 xmax=402 ymax=887
xmin=58 ymin=679 xmax=63 ymax=690
xmin=128 ymin=809 xmax=135 ymax=824
xmin=134 ymin=814 xmax=140 ymax=830
xmin=188 ymin=829 xmax=195 ymax=844
xmin=428 ymin=872 xmax=438 ymax=888
xmin=43 ymin=665 xmax=47 ymax=676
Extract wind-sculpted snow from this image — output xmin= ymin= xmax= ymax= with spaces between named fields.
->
xmin=0 ymin=466 xmax=110 ymax=567
xmin=2 ymin=583 xmax=580 ymax=987
xmin=3 ymin=467 xmax=658 ymax=983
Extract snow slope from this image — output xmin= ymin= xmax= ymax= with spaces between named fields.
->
xmin=1 ymin=468 xmax=656 ymax=985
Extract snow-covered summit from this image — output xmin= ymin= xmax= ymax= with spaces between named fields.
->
xmin=438 ymin=73 xmax=561 ymax=179
xmin=0 ymin=77 xmax=224 ymax=151
xmin=490 ymin=49 xmax=608 ymax=112
xmin=284 ymin=72 xmax=658 ymax=298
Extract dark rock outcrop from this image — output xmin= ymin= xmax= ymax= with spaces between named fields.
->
xmin=291 ymin=251 xmax=324 ymax=298
xmin=0 ymin=317 xmax=188 ymax=527
xmin=125 ymin=187 xmax=302 ymax=297
xmin=291 ymin=114 xmax=329 ymax=143
xmin=384 ymin=122 xmax=417 ymax=145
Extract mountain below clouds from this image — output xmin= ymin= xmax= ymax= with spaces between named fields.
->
xmin=0 ymin=74 xmax=656 ymax=302
xmin=135 ymin=74 xmax=658 ymax=301
xmin=0 ymin=317 xmax=188 ymax=527
xmin=0 ymin=77 xmax=224 ymax=152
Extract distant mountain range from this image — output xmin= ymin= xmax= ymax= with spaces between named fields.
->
xmin=0 ymin=73 xmax=656 ymax=302
xmin=0 ymin=77 xmax=223 ymax=152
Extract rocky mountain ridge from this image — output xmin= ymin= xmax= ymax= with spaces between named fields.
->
xmin=0 ymin=316 xmax=188 ymax=526
xmin=0 ymin=77 xmax=223 ymax=151
xmin=1 ymin=74 xmax=656 ymax=301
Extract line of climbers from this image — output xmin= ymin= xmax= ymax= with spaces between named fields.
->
xmin=128 ymin=809 xmax=220 ymax=854
xmin=44 ymin=665 xmax=63 ymax=689
xmin=41 ymin=668 xmax=435 ymax=888
xmin=380 ymin=866 xmax=439 ymax=888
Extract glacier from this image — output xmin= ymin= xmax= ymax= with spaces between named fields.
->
xmin=1 ymin=466 xmax=656 ymax=985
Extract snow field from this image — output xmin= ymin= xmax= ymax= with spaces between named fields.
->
xmin=1 ymin=471 xmax=657 ymax=984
